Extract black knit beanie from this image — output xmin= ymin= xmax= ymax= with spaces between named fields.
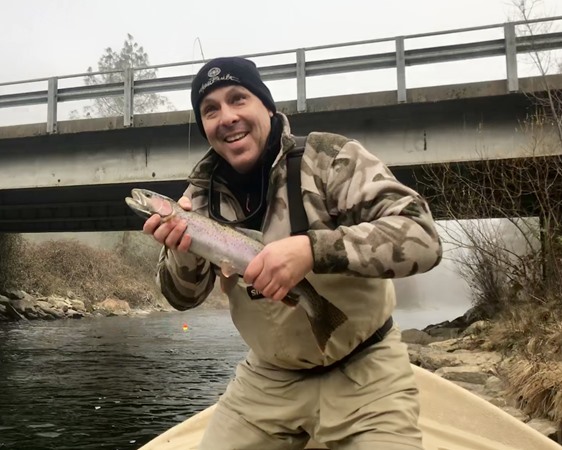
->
xmin=190 ymin=57 xmax=276 ymax=137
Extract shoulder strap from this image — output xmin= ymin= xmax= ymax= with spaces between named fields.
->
xmin=286 ymin=136 xmax=309 ymax=236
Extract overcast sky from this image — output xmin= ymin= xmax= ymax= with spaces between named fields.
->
xmin=1 ymin=0 xmax=560 ymax=125
xmin=0 ymin=0 xmax=559 ymax=81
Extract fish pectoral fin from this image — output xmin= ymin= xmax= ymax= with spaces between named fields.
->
xmin=219 ymin=260 xmax=238 ymax=278
xmin=220 ymin=274 xmax=239 ymax=294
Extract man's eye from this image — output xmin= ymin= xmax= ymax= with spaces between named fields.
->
xmin=232 ymin=95 xmax=246 ymax=104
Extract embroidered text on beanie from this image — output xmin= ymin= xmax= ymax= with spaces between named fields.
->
xmin=190 ymin=57 xmax=276 ymax=137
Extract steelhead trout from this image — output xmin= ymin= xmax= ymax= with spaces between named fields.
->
xmin=125 ymin=188 xmax=348 ymax=352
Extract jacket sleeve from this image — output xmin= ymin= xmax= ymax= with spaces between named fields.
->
xmin=156 ymin=247 xmax=216 ymax=310
xmin=307 ymin=139 xmax=442 ymax=278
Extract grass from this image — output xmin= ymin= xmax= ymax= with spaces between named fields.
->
xmin=473 ymin=295 xmax=562 ymax=429
xmin=0 ymin=233 xmax=166 ymax=310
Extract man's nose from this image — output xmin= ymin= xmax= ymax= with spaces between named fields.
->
xmin=219 ymin=104 xmax=239 ymax=126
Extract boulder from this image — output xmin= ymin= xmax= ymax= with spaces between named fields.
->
xmin=96 ymin=298 xmax=131 ymax=316
xmin=35 ymin=300 xmax=65 ymax=319
xmin=401 ymin=329 xmax=438 ymax=345
xmin=434 ymin=365 xmax=490 ymax=384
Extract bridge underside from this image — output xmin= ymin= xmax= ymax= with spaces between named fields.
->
xmin=0 ymin=159 xmax=555 ymax=233
xmin=1 ymin=77 xmax=561 ymax=232
xmin=0 ymin=181 xmax=187 ymax=233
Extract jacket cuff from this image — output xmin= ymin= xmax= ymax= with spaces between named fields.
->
xmin=306 ymin=229 xmax=349 ymax=274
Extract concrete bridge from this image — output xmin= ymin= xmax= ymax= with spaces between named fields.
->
xmin=1 ymin=17 xmax=561 ymax=232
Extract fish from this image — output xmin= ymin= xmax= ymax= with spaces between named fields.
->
xmin=125 ymin=188 xmax=348 ymax=352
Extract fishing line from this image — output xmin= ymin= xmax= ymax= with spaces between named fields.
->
xmin=187 ymin=37 xmax=207 ymax=165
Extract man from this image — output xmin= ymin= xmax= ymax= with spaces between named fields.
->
xmin=144 ymin=56 xmax=442 ymax=450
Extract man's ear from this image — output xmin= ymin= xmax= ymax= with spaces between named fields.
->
xmin=268 ymin=111 xmax=274 ymax=117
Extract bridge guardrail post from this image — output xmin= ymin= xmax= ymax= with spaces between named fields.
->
xmin=124 ymin=68 xmax=134 ymax=127
xmin=47 ymin=77 xmax=58 ymax=134
xmin=296 ymin=48 xmax=307 ymax=112
xmin=396 ymin=36 xmax=407 ymax=103
xmin=504 ymin=22 xmax=519 ymax=92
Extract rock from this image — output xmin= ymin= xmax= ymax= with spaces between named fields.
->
xmin=11 ymin=297 xmax=36 ymax=315
xmin=65 ymin=309 xmax=84 ymax=319
xmin=69 ymin=299 xmax=86 ymax=312
xmin=488 ymin=397 xmax=509 ymax=408
xmin=452 ymin=381 xmax=487 ymax=396
xmin=427 ymin=338 xmax=464 ymax=352
xmin=35 ymin=300 xmax=65 ymax=319
xmin=462 ymin=320 xmax=491 ymax=337
xmin=484 ymin=375 xmax=505 ymax=396
xmin=526 ymin=418 xmax=559 ymax=441
xmin=501 ymin=406 xmax=530 ymax=422
xmin=425 ymin=327 xmax=462 ymax=340
xmin=402 ymin=329 xmax=438 ymax=345
xmin=1 ymin=288 xmax=27 ymax=300
xmin=417 ymin=347 xmax=462 ymax=371
xmin=434 ymin=365 xmax=490 ymax=384
xmin=414 ymin=339 xmax=500 ymax=379
xmin=96 ymin=298 xmax=131 ymax=316
xmin=42 ymin=295 xmax=70 ymax=312
xmin=2 ymin=302 xmax=27 ymax=321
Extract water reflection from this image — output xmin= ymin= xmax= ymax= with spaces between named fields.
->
xmin=0 ymin=310 xmax=247 ymax=450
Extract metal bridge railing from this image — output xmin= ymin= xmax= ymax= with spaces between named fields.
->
xmin=1 ymin=16 xmax=562 ymax=134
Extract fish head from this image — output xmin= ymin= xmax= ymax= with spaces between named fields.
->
xmin=125 ymin=189 xmax=177 ymax=220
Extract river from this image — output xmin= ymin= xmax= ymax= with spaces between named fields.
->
xmin=0 ymin=310 xmax=248 ymax=450
xmin=0 ymin=304 xmax=469 ymax=450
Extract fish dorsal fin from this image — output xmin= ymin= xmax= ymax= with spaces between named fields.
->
xmin=235 ymin=227 xmax=263 ymax=243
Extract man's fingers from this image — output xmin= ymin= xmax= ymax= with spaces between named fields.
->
xmin=243 ymin=254 xmax=264 ymax=285
xmin=177 ymin=233 xmax=192 ymax=252
xmin=164 ymin=220 xmax=188 ymax=248
xmin=178 ymin=196 xmax=192 ymax=211
xmin=142 ymin=214 xmax=162 ymax=235
xmin=271 ymin=287 xmax=289 ymax=302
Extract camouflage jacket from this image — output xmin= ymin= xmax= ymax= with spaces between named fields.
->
xmin=157 ymin=113 xmax=442 ymax=369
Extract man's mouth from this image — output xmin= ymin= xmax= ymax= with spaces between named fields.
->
xmin=224 ymin=132 xmax=248 ymax=143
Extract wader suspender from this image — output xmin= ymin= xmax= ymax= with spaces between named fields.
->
xmin=286 ymin=136 xmax=309 ymax=236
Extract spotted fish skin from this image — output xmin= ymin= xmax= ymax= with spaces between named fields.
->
xmin=126 ymin=188 xmax=348 ymax=352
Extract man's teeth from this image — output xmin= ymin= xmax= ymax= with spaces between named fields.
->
xmin=225 ymin=133 xmax=247 ymax=143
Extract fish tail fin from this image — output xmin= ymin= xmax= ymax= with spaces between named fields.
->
xmin=305 ymin=299 xmax=348 ymax=353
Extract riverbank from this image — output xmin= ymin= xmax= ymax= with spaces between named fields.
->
xmin=0 ymin=285 xmax=230 ymax=322
xmin=0 ymin=288 xmax=163 ymax=321
xmin=403 ymin=320 xmax=561 ymax=444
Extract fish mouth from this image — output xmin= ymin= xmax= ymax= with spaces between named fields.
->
xmin=125 ymin=189 xmax=153 ymax=219
xmin=125 ymin=189 xmax=175 ymax=219
xmin=131 ymin=188 xmax=151 ymax=207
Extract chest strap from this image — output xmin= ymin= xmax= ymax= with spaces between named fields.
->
xmin=286 ymin=136 xmax=308 ymax=236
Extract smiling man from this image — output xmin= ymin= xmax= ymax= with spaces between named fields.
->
xmin=143 ymin=56 xmax=443 ymax=450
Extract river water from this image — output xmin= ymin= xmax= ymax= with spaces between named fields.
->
xmin=0 ymin=310 xmax=248 ymax=450
xmin=0 ymin=304 xmax=469 ymax=450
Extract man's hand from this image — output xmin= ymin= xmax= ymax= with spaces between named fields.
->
xmin=243 ymin=235 xmax=314 ymax=301
xmin=143 ymin=196 xmax=193 ymax=252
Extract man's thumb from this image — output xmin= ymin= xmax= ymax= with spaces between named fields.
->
xmin=178 ymin=196 xmax=192 ymax=211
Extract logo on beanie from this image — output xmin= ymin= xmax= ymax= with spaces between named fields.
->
xmin=207 ymin=67 xmax=221 ymax=77
xmin=198 ymin=73 xmax=240 ymax=95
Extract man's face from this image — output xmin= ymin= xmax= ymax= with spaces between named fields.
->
xmin=200 ymin=85 xmax=272 ymax=174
